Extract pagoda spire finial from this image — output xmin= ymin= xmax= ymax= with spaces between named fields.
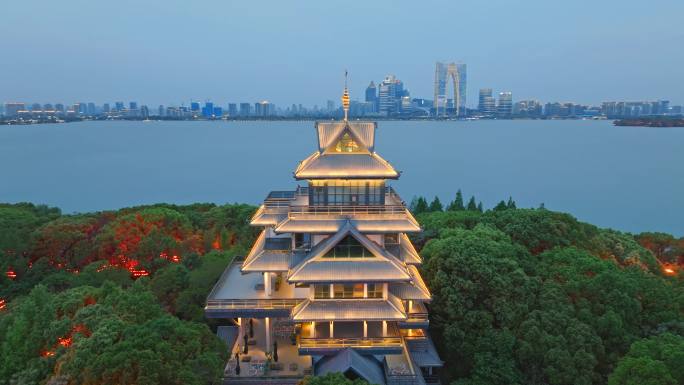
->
xmin=341 ymin=70 xmax=350 ymax=121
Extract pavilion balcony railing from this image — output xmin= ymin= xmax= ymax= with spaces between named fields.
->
xmin=406 ymin=312 xmax=429 ymax=321
xmin=206 ymin=299 xmax=303 ymax=310
xmin=288 ymin=204 xmax=409 ymax=216
xmin=298 ymin=336 xmax=403 ymax=349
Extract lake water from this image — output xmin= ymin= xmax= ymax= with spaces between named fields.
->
xmin=0 ymin=119 xmax=682 ymax=236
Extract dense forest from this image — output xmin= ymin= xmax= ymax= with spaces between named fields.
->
xmin=0 ymin=195 xmax=682 ymax=385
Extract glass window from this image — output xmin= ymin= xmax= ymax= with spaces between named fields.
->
xmin=314 ymin=285 xmax=330 ymax=299
xmin=323 ymin=236 xmax=375 ymax=258
xmin=367 ymin=283 xmax=383 ymax=298
xmin=384 ymin=234 xmax=399 ymax=245
xmin=353 ymin=284 xmax=364 ymax=298
xmin=309 ymin=181 xmax=385 ymax=207
xmin=333 ymin=284 xmax=354 ymax=299
xmin=295 ymin=233 xmax=311 ymax=249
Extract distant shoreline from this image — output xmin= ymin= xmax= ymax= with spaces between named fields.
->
xmin=1 ymin=115 xmax=613 ymax=126
xmin=614 ymin=117 xmax=684 ymax=127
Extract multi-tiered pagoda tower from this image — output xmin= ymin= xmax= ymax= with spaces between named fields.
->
xmin=206 ymin=82 xmax=442 ymax=384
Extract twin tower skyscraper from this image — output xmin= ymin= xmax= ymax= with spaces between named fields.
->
xmin=433 ymin=61 xmax=467 ymax=117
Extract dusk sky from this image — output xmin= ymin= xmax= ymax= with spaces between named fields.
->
xmin=2 ymin=0 xmax=682 ymax=107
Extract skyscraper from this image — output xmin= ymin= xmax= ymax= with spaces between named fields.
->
xmin=228 ymin=103 xmax=238 ymax=117
xmin=190 ymin=102 xmax=201 ymax=115
xmin=433 ymin=62 xmax=467 ymax=117
xmin=365 ymin=81 xmax=378 ymax=112
xmin=478 ymin=89 xmax=496 ymax=117
xmin=378 ymin=75 xmax=404 ymax=116
xmin=4 ymin=103 xmax=25 ymax=117
xmin=497 ymin=92 xmax=513 ymax=118
xmin=202 ymin=102 xmax=214 ymax=118
xmin=239 ymin=103 xmax=251 ymax=116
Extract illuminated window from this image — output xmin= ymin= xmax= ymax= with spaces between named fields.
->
xmin=323 ymin=236 xmax=374 ymax=258
xmin=314 ymin=285 xmax=330 ymax=299
xmin=367 ymin=283 xmax=383 ymax=298
xmin=334 ymin=132 xmax=360 ymax=152
xmin=332 ymin=284 xmax=364 ymax=299
xmin=309 ymin=180 xmax=385 ymax=206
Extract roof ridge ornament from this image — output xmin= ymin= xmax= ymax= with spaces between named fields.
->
xmin=342 ymin=70 xmax=350 ymax=121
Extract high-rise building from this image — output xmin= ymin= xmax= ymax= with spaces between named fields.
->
xmin=158 ymin=105 xmax=165 ymax=117
xmin=140 ymin=105 xmax=150 ymax=119
xmin=228 ymin=103 xmax=238 ymax=117
xmin=497 ymin=92 xmax=513 ymax=118
xmin=378 ymin=75 xmax=405 ymax=116
xmin=478 ymin=89 xmax=492 ymax=112
xmin=4 ymin=103 xmax=25 ymax=117
xmin=239 ymin=103 xmax=251 ymax=116
xmin=103 ymin=103 xmax=111 ymax=113
xmin=202 ymin=102 xmax=215 ymax=118
xmin=55 ymin=104 xmax=65 ymax=114
xmin=114 ymin=102 xmax=124 ymax=112
xmin=478 ymin=89 xmax=496 ymax=117
xmin=206 ymin=85 xmax=442 ymax=384
xmin=129 ymin=102 xmax=138 ymax=111
xmin=365 ymin=81 xmax=378 ymax=112
xmin=254 ymin=101 xmax=273 ymax=116
xmin=191 ymin=102 xmax=201 ymax=115
xmin=433 ymin=62 xmax=467 ymax=117
xmin=326 ymin=100 xmax=335 ymax=113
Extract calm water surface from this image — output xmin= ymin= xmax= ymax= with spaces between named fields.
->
xmin=0 ymin=120 xmax=682 ymax=236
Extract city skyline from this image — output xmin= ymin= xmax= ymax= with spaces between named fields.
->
xmin=2 ymin=0 xmax=683 ymax=106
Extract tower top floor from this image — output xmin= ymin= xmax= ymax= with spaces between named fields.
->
xmin=294 ymin=121 xmax=400 ymax=180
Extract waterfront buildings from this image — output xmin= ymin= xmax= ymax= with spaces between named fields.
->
xmin=497 ymin=92 xmax=513 ymax=118
xmin=365 ymin=81 xmax=378 ymax=113
xmin=3 ymin=103 xmax=25 ymax=117
xmin=478 ymin=89 xmax=496 ymax=117
xmin=205 ymin=85 xmax=442 ymax=384
xmin=433 ymin=62 xmax=466 ymax=117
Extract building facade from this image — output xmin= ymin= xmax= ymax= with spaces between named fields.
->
xmin=206 ymin=86 xmax=442 ymax=384
xmin=433 ymin=62 xmax=466 ymax=117
xmin=378 ymin=75 xmax=405 ymax=116
xmin=478 ymin=88 xmax=496 ymax=117
xmin=497 ymin=91 xmax=513 ymax=118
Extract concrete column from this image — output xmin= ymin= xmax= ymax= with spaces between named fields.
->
xmin=382 ymin=321 xmax=387 ymax=337
xmin=309 ymin=285 xmax=315 ymax=300
xmin=330 ymin=283 xmax=334 ymax=298
xmin=329 ymin=321 xmax=334 ymax=339
xmin=408 ymin=300 xmax=413 ymax=313
xmin=363 ymin=283 xmax=368 ymax=298
xmin=311 ymin=321 xmax=316 ymax=338
xmin=237 ymin=318 xmax=243 ymax=342
xmin=265 ymin=317 xmax=271 ymax=352
xmin=264 ymin=272 xmax=272 ymax=297
xmin=363 ymin=321 xmax=368 ymax=338
xmin=382 ymin=283 xmax=388 ymax=300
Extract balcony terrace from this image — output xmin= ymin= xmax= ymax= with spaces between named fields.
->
xmin=299 ymin=321 xmax=403 ymax=355
xmin=205 ymin=262 xmax=308 ymax=318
